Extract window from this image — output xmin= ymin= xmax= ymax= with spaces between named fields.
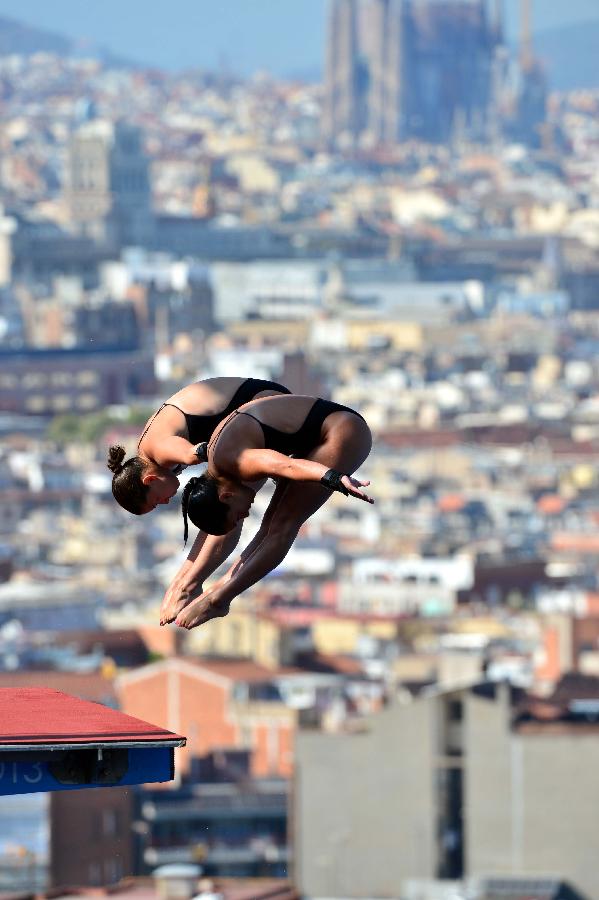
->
xmin=23 ymin=373 xmax=45 ymax=388
xmin=88 ymin=862 xmax=102 ymax=885
xmin=25 ymin=395 xmax=46 ymax=412
xmin=77 ymin=393 xmax=97 ymax=410
xmin=104 ymin=857 xmax=122 ymax=883
xmin=102 ymin=808 xmax=119 ymax=838
xmin=77 ymin=370 xmax=99 ymax=386
xmin=51 ymin=394 xmax=71 ymax=411
xmin=447 ymin=700 xmax=463 ymax=723
xmin=51 ymin=372 xmax=72 ymax=387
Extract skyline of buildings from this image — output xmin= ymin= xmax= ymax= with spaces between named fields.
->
xmin=0 ymin=3 xmax=597 ymax=898
xmin=0 ymin=0 xmax=597 ymax=83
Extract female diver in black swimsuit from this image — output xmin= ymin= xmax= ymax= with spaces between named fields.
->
xmin=175 ymin=393 xmax=373 ymax=630
xmin=105 ymin=376 xmax=290 ymax=625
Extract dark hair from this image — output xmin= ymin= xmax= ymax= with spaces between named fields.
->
xmin=107 ymin=445 xmax=149 ymax=514
xmin=181 ymin=474 xmax=230 ymax=543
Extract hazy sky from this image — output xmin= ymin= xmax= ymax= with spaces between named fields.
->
xmin=0 ymin=0 xmax=597 ymax=75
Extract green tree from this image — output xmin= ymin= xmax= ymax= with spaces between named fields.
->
xmin=47 ymin=406 xmax=152 ymax=446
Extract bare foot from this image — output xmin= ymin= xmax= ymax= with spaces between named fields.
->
xmin=175 ymin=589 xmax=232 ymax=629
xmin=159 ymin=581 xmax=203 ymax=626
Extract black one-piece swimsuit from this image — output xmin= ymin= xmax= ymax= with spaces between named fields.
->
xmin=213 ymin=398 xmax=364 ymax=459
xmin=138 ymin=378 xmax=291 ymax=473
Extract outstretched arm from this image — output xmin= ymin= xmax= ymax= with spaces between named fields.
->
xmin=231 ymin=449 xmax=374 ymax=503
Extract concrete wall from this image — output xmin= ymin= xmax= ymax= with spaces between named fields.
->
xmin=465 ymin=686 xmax=599 ymax=899
xmin=295 ymin=681 xmax=599 ymax=898
xmin=517 ymin=732 xmax=599 ymax=898
xmin=294 ymin=698 xmax=437 ymax=897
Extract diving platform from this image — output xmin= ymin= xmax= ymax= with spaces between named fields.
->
xmin=0 ymin=687 xmax=186 ymax=795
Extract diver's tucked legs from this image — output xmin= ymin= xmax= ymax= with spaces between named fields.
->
xmin=175 ymin=480 xmax=327 ymax=628
xmin=203 ymin=479 xmax=289 ymax=591
xmin=159 ymin=525 xmax=243 ymax=624
xmin=176 ymin=418 xmax=372 ymax=629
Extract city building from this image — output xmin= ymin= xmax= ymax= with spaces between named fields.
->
xmin=323 ymin=0 xmax=546 ymax=148
xmin=66 ymin=120 xmax=154 ymax=248
xmin=51 ymin=787 xmax=134 ymax=888
xmin=323 ymin=0 xmax=500 ymax=147
xmin=294 ymin=677 xmax=599 ymax=898
xmin=0 ymin=210 xmax=112 ymax=289
xmin=116 ymin=658 xmax=296 ymax=780
xmin=323 ymin=0 xmax=361 ymax=149
xmin=137 ymin=771 xmax=289 ymax=878
xmin=510 ymin=0 xmax=548 ymax=147
xmin=117 ymin=660 xmax=296 ymax=879
xmin=0 ymin=345 xmax=156 ymax=416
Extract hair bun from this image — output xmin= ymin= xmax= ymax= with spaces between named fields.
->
xmin=107 ymin=444 xmax=126 ymax=474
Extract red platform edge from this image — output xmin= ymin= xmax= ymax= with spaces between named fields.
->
xmin=0 ymin=688 xmax=185 ymax=746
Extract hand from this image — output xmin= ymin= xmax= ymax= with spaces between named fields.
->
xmin=341 ymin=475 xmax=374 ymax=504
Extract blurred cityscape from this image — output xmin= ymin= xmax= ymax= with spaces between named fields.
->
xmin=0 ymin=0 xmax=598 ymax=898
